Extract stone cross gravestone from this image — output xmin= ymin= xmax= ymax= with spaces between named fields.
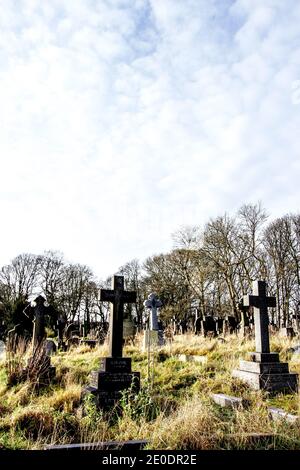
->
xmin=143 ymin=293 xmax=164 ymax=348
xmin=238 ymin=300 xmax=252 ymax=338
xmin=23 ymin=295 xmax=56 ymax=382
xmin=144 ymin=293 xmax=162 ymax=330
xmin=101 ymin=275 xmax=136 ymax=357
xmin=243 ymin=281 xmax=275 ymax=354
xmin=232 ymin=280 xmax=298 ymax=393
xmin=57 ymin=313 xmax=67 ymax=350
xmin=23 ymin=295 xmax=48 ymax=350
xmin=84 ymin=275 xmax=140 ymax=409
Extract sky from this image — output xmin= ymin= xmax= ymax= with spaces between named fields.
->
xmin=0 ymin=0 xmax=300 ymax=280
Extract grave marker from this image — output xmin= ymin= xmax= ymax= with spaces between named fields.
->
xmin=23 ymin=295 xmax=49 ymax=350
xmin=232 ymin=280 xmax=298 ymax=393
xmin=143 ymin=293 xmax=164 ymax=348
xmin=22 ymin=296 xmax=56 ymax=383
xmin=243 ymin=281 xmax=275 ymax=353
xmin=84 ymin=275 xmax=140 ymax=409
xmin=211 ymin=393 xmax=246 ymax=409
xmin=101 ymin=275 xmax=136 ymax=357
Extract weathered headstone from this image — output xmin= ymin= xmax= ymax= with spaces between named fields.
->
xmin=6 ymin=323 xmax=26 ymax=353
xmin=57 ymin=313 xmax=67 ymax=350
xmin=232 ymin=281 xmax=298 ymax=393
xmin=84 ymin=275 xmax=140 ymax=409
xmin=238 ymin=301 xmax=253 ymax=338
xmin=211 ymin=393 xmax=245 ymax=409
xmin=215 ymin=317 xmax=224 ymax=335
xmin=80 ymin=339 xmax=97 ymax=348
xmin=45 ymin=339 xmax=57 ymax=356
xmin=67 ymin=336 xmax=81 ymax=348
xmin=279 ymin=327 xmax=295 ymax=339
xmin=23 ymin=296 xmax=56 ymax=382
xmin=201 ymin=315 xmax=217 ymax=337
xmin=23 ymin=296 xmax=48 ymax=350
xmin=224 ymin=315 xmax=239 ymax=335
xmin=194 ymin=316 xmax=202 ymax=335
xmin=143 ymin=293 xmax=164 ymax=349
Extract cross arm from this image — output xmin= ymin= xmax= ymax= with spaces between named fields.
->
xmin=243 ymin=294 xmax=276 ymax=308
xmin=243 ymin=294 xmax=260 ymax=308
xmin=100 ymin=289 xmax=115 ymax=302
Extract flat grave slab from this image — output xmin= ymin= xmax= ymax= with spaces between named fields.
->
xmin=176 ymin=354 xmax=208 ymax=364
xmin=232 ymin=369 xmax=298 ymax=393
xmin=211 ymin=393 xmax=249 ymax=409
xmin=268 ymin=407 xmax=299 ymax=424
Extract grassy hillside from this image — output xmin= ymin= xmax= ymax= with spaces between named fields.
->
xmin=0 ymin=333 xmax=299 ymax=450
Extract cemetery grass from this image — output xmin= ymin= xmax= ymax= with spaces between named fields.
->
xmin=0 ymin=334 xmax=300 ymax=450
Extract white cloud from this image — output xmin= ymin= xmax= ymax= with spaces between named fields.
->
xmin=0 ymin=0 xmax=299 ymax=278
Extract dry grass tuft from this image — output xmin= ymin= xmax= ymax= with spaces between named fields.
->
xmin=12 ymin=406 xmax=55 ymax=439
xmin=150 ymin=394 xmax=223 ymax=449
xmin=46 ymin=385 xmax=82 ymax=412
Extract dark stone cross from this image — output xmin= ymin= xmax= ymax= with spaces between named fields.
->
xmin=24 ymin=295 xmax=49 ymax=350
xmin=243 ymin=280 xmax=276 ymax=354
xmin=233 ymin=279 xmax=298 ymax=393
xmin=100 ymin=275 xmax=136 ymax=358
xmin=22 ymin=295 xmax=56 ymax=383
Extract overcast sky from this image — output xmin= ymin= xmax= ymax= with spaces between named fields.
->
xmin=0 ymin=0 xmax=299 ymax=279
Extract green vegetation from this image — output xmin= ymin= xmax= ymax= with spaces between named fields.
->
xmin=0 ymin=333 xmax=300 ymax=450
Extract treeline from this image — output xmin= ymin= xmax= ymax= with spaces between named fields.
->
xmin=0 ymin=251 xmax=106 ymax=331
xmin=0 ymin=203 xmax=300 ymax=331
xmin=142 ymin=202 xmax=300 ymax=327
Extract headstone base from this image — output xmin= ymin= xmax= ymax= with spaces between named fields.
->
xmin=268 ymin=407 xmax=299 ymax=424
xmin=83 ymin=356 xmax=140 ymax=410
xmin=232 ymin=352 xmax=298 ymax=393
xmin=211 ymin=393 xmax=248 ymax=409
xmin=248 ymin=352 xmax=279 ymax=363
